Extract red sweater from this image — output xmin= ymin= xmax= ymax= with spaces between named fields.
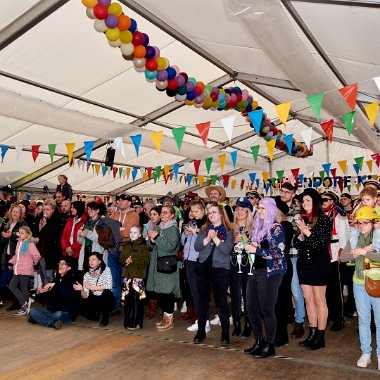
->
xmin=61 ymin=214 xmax=87 ymax=259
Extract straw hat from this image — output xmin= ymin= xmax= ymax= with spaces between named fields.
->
xmin=205 ymin=185 xmax=226 ymax=202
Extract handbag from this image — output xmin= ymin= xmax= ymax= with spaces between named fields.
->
xmin=157 ymin=255 xmax=178 ymax=274
xmin=364 ymin=262 xmax=380 ymax=298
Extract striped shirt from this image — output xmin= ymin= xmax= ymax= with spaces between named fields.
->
xmin=83 ymin=267 xmax=113 ymax=296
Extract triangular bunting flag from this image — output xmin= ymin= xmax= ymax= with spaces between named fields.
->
xmin=250 ymin=145 xmax=260 ymax=163
xmin=319 ymin=171 xmax=325 ymax=181
xmin=47 ymin=144 xmax=56 ymax=163
xmin=222 ymin=175 xmax=230 ymax=188
xmin=240 ymin=179 xmax=245 ymax=190
xmin=341 ymin=111 xmax=356 ymax=136
xmin=230 ymin=151 xmax=237 ymax=168
xmin=320 ymin=119 xmax=334 ymax=142
xmin=353 ymin=163 xmax=360 ymax=175
xmin=248 ymin=109 xmax=263 ymax=136
xmin=150 ymin=131 xmax=163 ymax=153
xmin=354 ymin=156 xmax=364 ymax=171
xmin=155 ymin=166 xmax=161 ymax=180
xmin=355 ymin=183 xmax=361 ymax=192
xmin=183 ymin=162 xmax=190 ymax=176
xmin=204 ymin=157 xmax=213 ymax=174
xmin=94 ymin=164 xmax=100 ymax=176
xmin=338 ymin=160 xmax=347 ymax=174
xmin=86 ymin=162 xmax=91 ymax=172
xmin=32 ymin=145 xmax=41 ymax=162
xmin=255 ymin=179 xmax=260 ymax=188
xmin=276 ymin=170 xmax=285 ymax=182
xmin=147 ymin=167 xmax=153 ymax=179
xmin=300 ymin=127 xmax=313 ymax=150
xmin=163 ymin=165 xmax=170 ymax=179
xmin=196 ymin=121 xmax=211 ymax=146
xmin=249 ymin=173 xmax=256 ymax=184
xmin=306 ymin=92 xmax=324 ymax=121
xmin=262 ymin=172 xmax=270 ymax=184
xmin=338 ymin=83 xmax=358 ymax=110
xmin=113 ymin=137 xmax=125 ymax=157
xmin=221 ymin=115 xmax=235 ymax=142
xmin=291 ymin=168 xmax=300 ymax=180
xmin=219 ymin=154 xmax=226 ymax=171
xmin=15 ymin=145 xmax=23 ymax=162
xmin=186 ymin=174 xmax=193 ymax=187
xmin=65 ymin=143 xmax=75 ymax=165
xmin=84 ymin=141 xmax=95 ymax=162
xmin=173 ymin=164 xmax=179 ymax=181
xmin=266 ymin=140 xmax=276 ymax=161
xmin=193 ymin=160 xmax=201 ymax=176
xmin=112 ymin=167 xmax=118 ymax=178
xmin=198 ymin=175 xmax=205 ymax=187
xmin=275 ymin=102 xmax=291 ymax=127
xmin=143 ymin=172 xmax=148 ymax=182
xmin=130 ymin=134 xmax=142 ymax=156
xmin=1 ymin=146 xmax=9 ymax=163
xmin=366 ymin=160 xmax=373 ymax=173
xmin=322 ymin=163 xmax=331 ymax=176
xmin=283 ymin=134 xmax=293 ymax=155
xmin=132 ymin=167 xmax=138 ymax=181
xmin=119 ymin=167 xmax=123 ymax=178
xmin=371 ymin=153 xmax=380 ymax=167
xmin=172 ymin=127 xmax=186 ymax=152
xmin=210 ymin=175 xmax=218 ymax=185
xmin=101 ymin=165 xmax=108 ymax=176
xmin=331 ymin=168 xmax=337 ymax=178
xmin=364 ymin=102 xmax=379 ymax=127
xmin=126 ymin=167 xmax=131 ymax=180
xmin=231 ymin=178 xmax=237 ymax=190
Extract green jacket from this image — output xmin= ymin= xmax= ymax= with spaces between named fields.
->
xmin=119 ymin=237 xmax=150 ymax=279
xmin=146 ymin=222 xmax=180 ymax=296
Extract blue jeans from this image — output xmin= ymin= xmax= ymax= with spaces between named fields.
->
xmin=353 ymin=282 xmax=380 ymax=356
xmin=291 ymin=256 xmax=305 ymax=323
xmin=107 ymin=252 xmax=122 ymax=311
xmin=29 ymin=307 xmax=73 ymax=327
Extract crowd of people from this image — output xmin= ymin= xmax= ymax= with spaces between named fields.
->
xmin=1 ymin=175 xmax=380 ymax=368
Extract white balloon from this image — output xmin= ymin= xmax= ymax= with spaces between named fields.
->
xmin=94 ymin=19 xmax=107 ymax=33
xmin=175 ymin=94 xmax=186 ymax=102
xmin=120 ymin=43 xmax=134 ymax=56
xmin=86 ymin=8 xmax=95 ymax=19
xmin=134 ymin=66 xmax=145 ymax=73
xmin=108 ymin=39 xmax=121 ymax=48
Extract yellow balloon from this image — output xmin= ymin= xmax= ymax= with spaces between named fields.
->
xmin=211 ymin=100 xmax=219 ymax=108
xmin=203 ymin=97 xmax=212 ymax=107
xmin=82 ymin=0 xmax=97 ymax=8
xmin=108 ymin=2 xmax=123 ymax=16
xmin=251 ymin=101 xmax=258 ymax=110
xmin=106 ymin=28 xmax=120 ymax=42
xmin=119 ymin=30 xmax=132 ymax=44
xmin=185 ymin=99 xmax=195 ymax=106
xmin=156 ymin=57 xmax=169 ymax=71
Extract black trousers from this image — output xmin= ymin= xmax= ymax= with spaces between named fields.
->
xmin=197 ymin=268 xmax=230 ymax=332
xmin=229 ymin=259 xmax=250 ymax=318
xmin=80 ymin=289 xmax=115 ymax=320
xmin=246 ymin=269 xmax=283 ymax=344
xmin=326 ymin=261 xmax=344 ymax=323
xmin=156 ymin=292 xmax=174 ymax=314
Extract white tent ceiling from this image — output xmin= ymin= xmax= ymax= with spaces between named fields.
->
xmin=0 ymin=0 xmax=379 ymax=198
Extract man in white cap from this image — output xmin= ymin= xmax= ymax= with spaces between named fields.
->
xmin=321 ymin=190 xmax=350 ymax=331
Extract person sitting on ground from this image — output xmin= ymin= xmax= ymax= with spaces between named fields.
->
xmin=29 ymin=257 xmax=79 ymax=329
xmin=73 ymin=252 xmax=115 ymax=327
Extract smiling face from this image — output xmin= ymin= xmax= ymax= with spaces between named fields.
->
xmin=209 ymin=190 xmax=221 ymax=203
xmin=88 ymin=254 xmax=101 ymax=269
xmin=150 ymin=209 xmax=160 ymax=225
xmin=256 ymin=203 xmax=266 ymax=220
xmin=362 ymin=195 xmax=376 ymax=208
xmin=160 ymin=206 xmax=174 ymax=224
xmin=208 ymin=206 xmax=222 ymax=226
xmin=130 ymin=226 xmax=141 ymax=241
xmin=235 ymin=206 xmax=248 ymax=222
xmin=87 ymin=207 xmax=99 ymax=221
xmin=302 ymin=195 xmax=313 ymax=213
xmin=322 ymin=196 xmax=334 ymax=210
xmin=280 ymin=188 xmax=294 ymax=205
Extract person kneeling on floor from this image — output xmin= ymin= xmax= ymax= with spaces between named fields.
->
xmin=28 ymin=257 xmax=79 ymax=329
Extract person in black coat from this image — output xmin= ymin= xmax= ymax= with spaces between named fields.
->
xmin=56 ymin=175 xmax=73 ymax=200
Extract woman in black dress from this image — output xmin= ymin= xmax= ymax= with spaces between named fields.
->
xmin=294 ymin=188 xmax=332 ymax=350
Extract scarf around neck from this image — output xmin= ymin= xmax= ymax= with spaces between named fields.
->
xmin=207 ymin=224 xmax=228 ymax=241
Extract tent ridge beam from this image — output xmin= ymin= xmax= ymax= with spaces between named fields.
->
xmin=236 ymin=73 xmax=300 ymax=91
xmin=290 ymin=0 xmax=380 ymax=7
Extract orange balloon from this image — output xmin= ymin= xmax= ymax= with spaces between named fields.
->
xmin=82 ymin=0 xmax=97 ymax=7
xmin=133 ymin=45 xmax=146 ymax=58
xmin=118 ymin=15 xmax=131 ymax=30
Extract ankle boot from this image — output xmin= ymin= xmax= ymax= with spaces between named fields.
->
xmin=231 ymin=317 xmax=241 ymax=337
xmin=254 ymin=341 xmax=275 ymax=359
xmin=244 ymin=338 xmax=265 ymax=355
xmin=241 ymin=317 xmax=252 ymax=339
xmin=221 ymin=324 xmax=230 ymax=345
xmin=157 ymin=313 xmax=174 ymax=331
xmin=305 ymin=329 xmax=325 ymax=350
xmin=194 ymin=321 xmax=206 ymax=344
xmin=299 ymin=326 xmax=317 ymax=347
xmin=145 ymin=300 xmax=157 ymax=320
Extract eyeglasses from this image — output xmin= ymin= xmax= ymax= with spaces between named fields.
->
xmin=257 ymin=207 xmax=265 ymax=210
xmin=356 ymin=221 xmax=372 ymax=227
xmin=160 ymin=211 xmax=170 ymax=215
xmin=208 ymin=211 xmax=220 ymax=215
xmin=322 ymin=198 xmax=333 ymax=202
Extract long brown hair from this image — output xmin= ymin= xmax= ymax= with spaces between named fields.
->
xmin=201 ymin=202 xmax=235 ymax=234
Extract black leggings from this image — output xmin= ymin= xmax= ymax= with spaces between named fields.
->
xmin=156 ymin=292 xmax=174 ymax=314
xmin=80 ymin=289 xmax=115 ymax=319
xmin=246 ymin=269 xmax=282 ymax=344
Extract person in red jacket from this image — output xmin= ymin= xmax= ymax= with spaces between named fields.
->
xmin=61 ymin=201 xmax=87 ymax=272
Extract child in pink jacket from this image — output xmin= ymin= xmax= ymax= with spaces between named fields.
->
xmin=9 ymin=226 xmax=41 ymax=315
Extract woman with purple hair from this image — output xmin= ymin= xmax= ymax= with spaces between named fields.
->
xmin=243 ymin=197 xmax=286 ymax=359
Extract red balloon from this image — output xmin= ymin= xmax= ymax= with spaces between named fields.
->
xmin=167 ymin=78 xmax=179 ymax=90
xmin=194 ymin=86 xmax=202 ymax=97
xmin=93 ymin=4 xmax=108 ymax=20
xmin=237 ymin=94 xmax=242 ymax=102
xmin=145 ymin=58 xmax=158 ymax=72
xmin=210 ymin=92 xmax=218 ymax=101
xmin=132 ymin=31 xmax=144 ymax=46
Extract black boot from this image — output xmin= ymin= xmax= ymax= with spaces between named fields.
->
xmin=275 ymin=335 xmax=289 ymax=347
xmin=254 ymin=341 xmax=275 ymax=358
xmin=244 ymin=338 xmax=265 ymax=355
xmin=299 ymin=326 xmax=317 ymax=347
xmin=231 ymin=317 xmax=241 ymax=337
xmin=221 ymin=324 xmax=230 ymax=345
xmin=194 ymin=321 xmax=206 ymax=344
xmin=305 ymin=329 xmax=325 ymax=350
xmin=241 ymin=317 xmax=251 ymax=339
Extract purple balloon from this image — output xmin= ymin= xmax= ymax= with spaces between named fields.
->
xmin=177 ymin=75 xmax=186 ymax=87
xmin=186 ymin=81 xmax=195 ymax=92
xmin=153 ymin=46 xmax=160 ymax=59
xmin=105 ymin=14 xmax=118 ymax=29
xmin=98 ymin=0 xmax=111 ymax=6
xmin=156 ymin=70 xmax=168 ymax=81
xmin=142 ymin=33 xmax=149 ymax=46
xmin=145 ymin=46 xmax=155 ymax=59
xmin=195 ymin=95 xmax=204 ymax=104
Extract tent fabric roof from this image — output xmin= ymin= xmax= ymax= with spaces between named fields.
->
xmin=0 ymin=0 xmax=379 ymax=198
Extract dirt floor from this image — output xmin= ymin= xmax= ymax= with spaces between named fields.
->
xmin=0 ymin=302 xmax=379 ymax=380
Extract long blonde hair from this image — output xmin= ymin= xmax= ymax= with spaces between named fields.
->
xmin=233 ymin=208 xmax=253 ymax=240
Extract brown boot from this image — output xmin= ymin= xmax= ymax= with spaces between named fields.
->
xmin=145 ymin=300 xmax=157 ymax=320
xmin=157 ymin=313 xmax=174 ymax=331
xmin=291 ymin=322 xmax=304 ymax=339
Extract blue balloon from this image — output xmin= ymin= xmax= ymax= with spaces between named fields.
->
xmin=186 ymin=91 xmax=196 ymax=101
xmin=129 ymin=18 xmax=137 ymax=32
xmin=166 ymin=67 xmax=176 ymax=79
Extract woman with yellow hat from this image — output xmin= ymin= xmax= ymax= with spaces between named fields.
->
xmin=340 ymin=206 xmax=380 ymax=369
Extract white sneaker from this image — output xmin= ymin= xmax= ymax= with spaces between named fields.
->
xmin=357 ymin=354 xmax=371 ymax=368
xmin=14 ymin=308 xmax=27 ymax=316
xmin=180 ymin=301 xmax=187 ymax=313
xmin=187 ymin=320 xmax=198 ymax=332
xmin=205 ymin=320 xmax=211 ymax=334
xmin=26 ymin=297 xmax=34 ymax=315
xmin=210 ymin=315 xmax=220 ymax=325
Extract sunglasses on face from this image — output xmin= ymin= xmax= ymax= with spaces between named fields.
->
xmin=248 ymin=196 xmax=257 ymax=199
xmin=322 ymin=198 xmax=333 ymax=202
